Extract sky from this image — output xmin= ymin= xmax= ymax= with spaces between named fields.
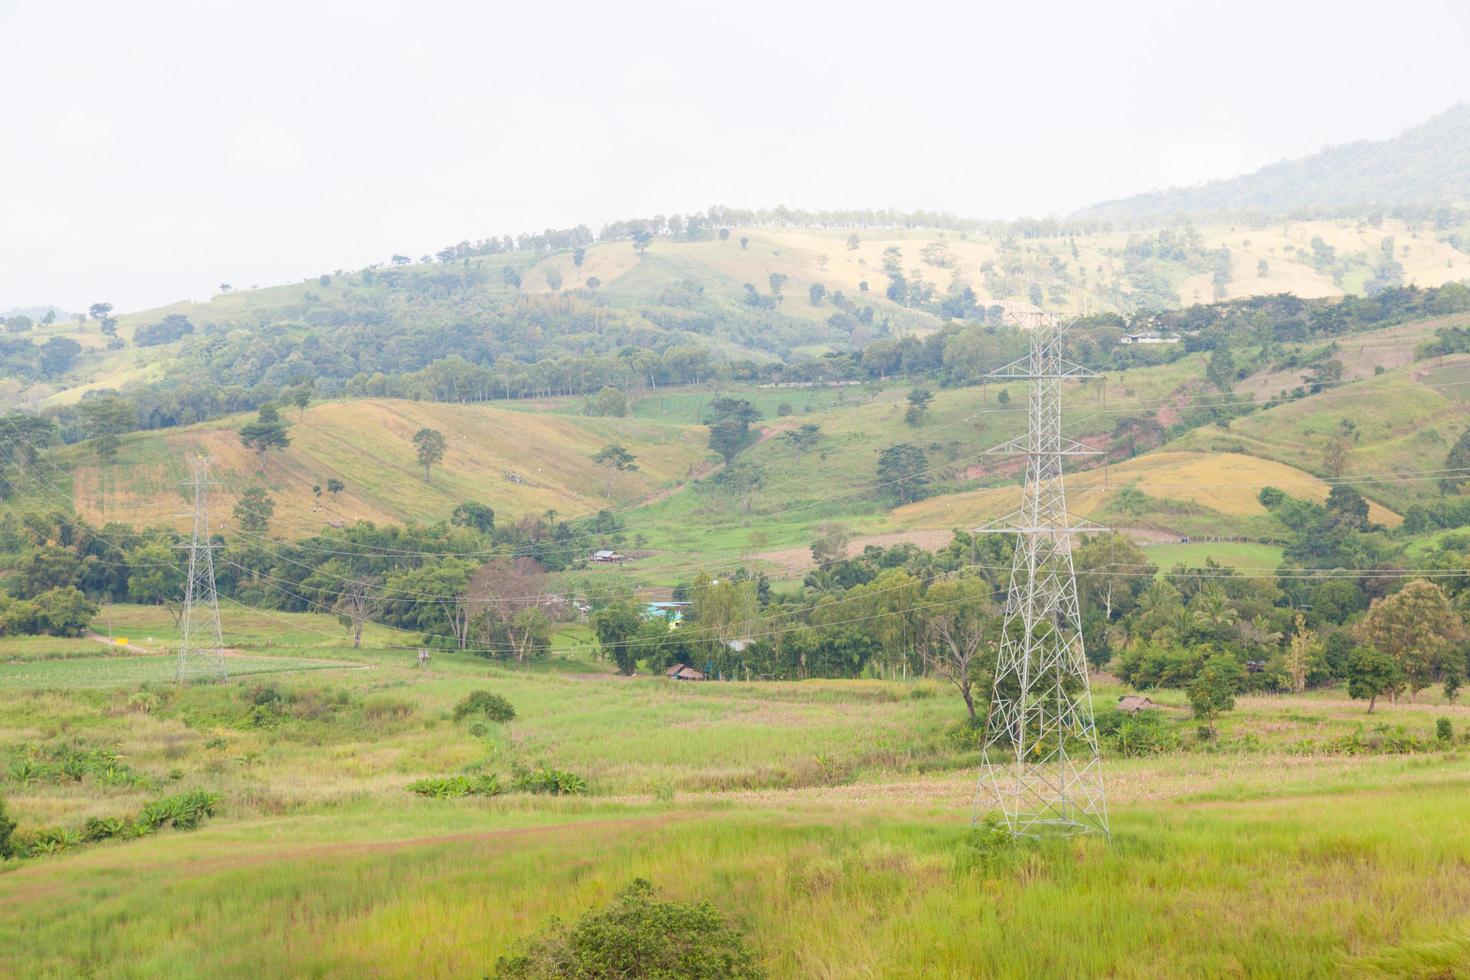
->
xmin=4 ymin=0 xmax=1469 ymax=313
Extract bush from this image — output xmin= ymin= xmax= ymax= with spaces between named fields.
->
xmin=510 ymin=764 xmax=587 ymax=796
xmin=1106 ymin=710 xmax=1178 ymax=757
xmin=454 ymin=690 xmax=517 ymax=723
xmin=0 ymin=797 xmax=15 ymax=859
xmin=407 ymin=774 xmax=502 ymax=799
xmin=1436 ymin=717 xmax=1454 ymax=743
xmin=495 ymin=878 xmax=763 ymax=979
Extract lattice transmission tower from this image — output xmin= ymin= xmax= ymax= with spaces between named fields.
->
xmin=974 ymin=312 xmax=1108 ymax=837
xmin=178 ymin=457 xmax=227 ymax=683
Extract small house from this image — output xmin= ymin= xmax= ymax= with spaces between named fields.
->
xmin=591 ymin=549 xmax=627 ymax=564
xmin=665 ymin=663 xmax=707 ymax=682
xmin=1116 ymin=694 xmax=1157 ymax=714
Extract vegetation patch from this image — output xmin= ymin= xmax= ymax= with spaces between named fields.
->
xmin=495 ymin=878 xmax=763 ymax=980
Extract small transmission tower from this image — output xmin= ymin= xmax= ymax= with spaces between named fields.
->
xmin=178 ymin=456 xmax=227 ymax=683
xmin=974 ymin=312 xmax=1108 ymax=837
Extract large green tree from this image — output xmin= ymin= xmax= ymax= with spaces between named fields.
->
xmin=412 ymin=427 xmax=448 ymax=481
xmin=239 ymin=404 xmax=291 ymax=458
xmin=1355 ymin=579 xmax=1466 ymax=700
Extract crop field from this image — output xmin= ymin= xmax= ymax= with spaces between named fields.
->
xmin=1 ymin=605 xmax=1468 ymax=977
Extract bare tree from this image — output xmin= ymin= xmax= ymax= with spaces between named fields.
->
xmin=464 ymin=558 xmax=557 ymax=662
xmin=919 ymin=578 xmax=996 ymax=719
xmin=334 ymin=578 xmax=377 ymax=649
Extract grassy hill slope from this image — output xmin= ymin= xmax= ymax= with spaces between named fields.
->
xmin=1176 ymin=354 xmax=1470 ymax=512
xmin=48 ymin=400 xmax=709 ymax=532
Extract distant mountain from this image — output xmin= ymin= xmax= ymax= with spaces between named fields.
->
xmin=1076 ymin=103 xmax=1470 ymax=224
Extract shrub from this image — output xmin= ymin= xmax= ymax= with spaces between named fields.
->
xmin=511 ymin=764 xmax=587 ymax=796
xmin=0 ymin=796 xmax=15 ymax=859
xmin=454 ymin=691 xmax=517 ymax=723
xmin=407 ymin=774 xmax=502 ymax=799
xmin=495 ymin=878 xmax=763 ymax=979
xmin=1108 ymin=711 xmax=1178 ymax=757
xmin=1437 ymin=717 xmax=1454 ymax=743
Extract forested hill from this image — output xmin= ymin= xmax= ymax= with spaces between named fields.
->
xmin=1076 ymin=103 xmax=1470 ymax=225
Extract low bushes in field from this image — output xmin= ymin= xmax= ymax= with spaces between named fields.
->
xmin=407 ymin=774 xmax=502 ymax=799
xmin=4 ymin=743 xmax=150 ymax=789
xmin=4 ymin=789 xmax=220 ymax=860
xmin=494 ymin=878 xmax=763 ymax=979
xmin=408 ymin=764 xmax=587 ymax=800
xmin=453 ymin=690 xmax=517 ymax=723
xmin=0 ymin=796 xmax=15 ymax=859
xmin=361 ymin=694 xmax=415 ymax=722
xmin=510 ymin=764 xmax=587 ymax=796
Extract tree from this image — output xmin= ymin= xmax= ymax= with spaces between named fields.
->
xmin=706 ymin=398 xmax=758 ymax=466
xmin=780 ymin=423 xmax=821 ymax=460
xmin=572 ymin=247 xmax=586 ymax=267
xmin=808 ymin=282 xmax=826 ymax=305
xmin=1355 ymin=579 xmax=1467 ymax=701
xmin=919 ymin=577 xmax=996 ymax=718
xmin=592 ymin=600 xmax=643 ymax=674
xmin=126 ymin=541 xmax=185 ymax=625
xmin=1282 ymin=613 xmax=1319 ymax=694
xmin=1347 ymin=647 xmax=1403 ymax=713
xmin=592 ymin=444 xmax=638 ymax=497
xmin=465 ymin=558 xmax=553 ymax=662
xmin=585 ymin=276 xmax=602 ymax=290
xmin=326 ymin=478 xmax=345 ymax=494
xmin=847 ymin=233 xmax=860 ymax=250
xmin=876 ymin=443 xmax=929 ymax=504
xmin=585 ymin=386 xmax=627 ymax=417
xmin=1442 ymin=427 xmax=1470 ymax=494
xmin=630 ymin=228 xmax=653 ymax=253
xmin=719 ymin=461 xmax=763 ymax=513
xmin=88 ymin=302 xmax=118 ymax=337
xmin=1257 ymin=259 xmax=1269 ymax=278
xmin=333 ymin=576 xmax=377 ymax=649
xmin=545 ymin=268 xmax=563 ymax=292
xmin=80 ymin=396 xmax=135 ymax=463
xmin=233 ymin=486 xmax=275 ymax=536
xmin=739 ymin=236 xmax=749 ymax=250
xmin=904 ymin=387 xmax=933 ymax=427
xmin=1206 ymin=344 xmax=1236 ymax=391
xmin=767 ymin=272 xmax=788 ymax=298
xmin=718 ymin=228 xmax=731 ymax=241
xmin=239 ymin=404 xmax=291 ymax=458
xmin=451 ymin=501 xmax=495 ymax=534
xmin=810 ymin=523 xmax=852 ymax=565
xmin=502 ymin=266 xmax=522 ymax=289
xmin=412 ymin=427 xmax=448 ymax=481
xmin=1188 ymin=654 xmax=1243 ymax=736
xmin=1074 ymin=532 xmax=1155 ymax=624
xmin=292 ymin=384 xmax=312 ymax=419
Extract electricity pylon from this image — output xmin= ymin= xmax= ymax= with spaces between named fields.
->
xmin=974 ymin=312 xmax=1108 ymax=837
xmin=178 ymin=457 xmax=227 ymax=683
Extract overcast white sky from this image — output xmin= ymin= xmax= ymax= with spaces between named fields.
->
xmin=4 ymin=0 xmax=1468 ymax=313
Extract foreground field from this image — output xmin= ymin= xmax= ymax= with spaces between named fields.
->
xmin=1 ymin=607 xmax=1468 ymax=977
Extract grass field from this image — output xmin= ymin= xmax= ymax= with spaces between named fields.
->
xmin=1141 ymin=540 xmax=1285 ymax=572
xmin=2 ymin=605 xmax=1468 ymax=977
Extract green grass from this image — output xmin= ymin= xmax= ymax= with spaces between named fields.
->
xmin=0 ymin=653 xmax=357 ymax=689
xmin=1 ymin=604 xmax=1469 ymax=975
xmin=1141 ymin=541 xmax=1284 ymax=572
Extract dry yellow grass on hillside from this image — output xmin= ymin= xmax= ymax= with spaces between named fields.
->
xmin=890 ymin=450 xmax=1399 ymax=530
xmin=68 ymin=399 xmax=710 ymax=535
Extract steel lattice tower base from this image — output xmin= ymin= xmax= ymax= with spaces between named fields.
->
xmin=178 ymin=457 xmax=227 ymax=683
xmin=974 ymin=313 xmax=1108 ymax=838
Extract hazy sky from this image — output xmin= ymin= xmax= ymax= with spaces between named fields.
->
xmin=4 ymin=0 xmax=1468 ymax=313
